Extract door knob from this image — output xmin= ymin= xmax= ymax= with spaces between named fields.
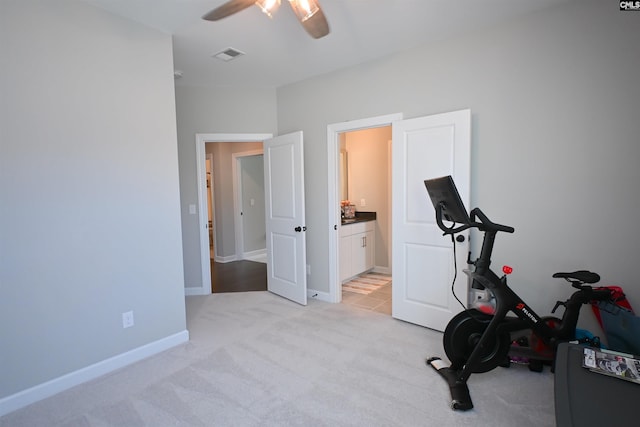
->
xmin=456 ymin=235 xmax=465 ymax=243
xmin=295 ymin=226 xmax=302 ymax=232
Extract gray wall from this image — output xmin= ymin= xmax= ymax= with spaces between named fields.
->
xmin=277 ymin=0 xmax=640 ymax=332
xmin=240 ymin=155 xmax=266 ymax=253
xmin=0 ymin=0 xmax=186 ymax=399
xmin=175 ymin=85 xmax=277 ymax=287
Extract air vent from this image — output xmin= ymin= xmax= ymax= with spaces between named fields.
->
xmin=212 ymin=47 xmax=245 ymax=62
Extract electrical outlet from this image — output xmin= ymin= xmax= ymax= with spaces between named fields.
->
xmin=122 ymin=311 xmax=134 ymax=329
xmin=360 ymin=198 xmax=366 ymax=207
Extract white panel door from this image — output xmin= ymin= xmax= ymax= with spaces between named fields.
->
xmin=264 ymin=131 xmax=307 ymax=305
xmin=392 ymin=110 xmax=471 ymax=331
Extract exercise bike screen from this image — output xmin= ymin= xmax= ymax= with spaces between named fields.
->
xmin=424 ymin=175 xmax=471 ymax=225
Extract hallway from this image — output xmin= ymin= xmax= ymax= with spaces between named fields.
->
xmin=211 ymin=260 xmax=267 ymax=293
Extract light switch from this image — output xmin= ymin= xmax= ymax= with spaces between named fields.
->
xmin=360 ymin=198 xmax=366 ymax=207
xmin=189 ymin=204 xmax=196 ymax=214
xmin=250 ymin=198 xmax=255 ymax=206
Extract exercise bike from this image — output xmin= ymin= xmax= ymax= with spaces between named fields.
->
xmin=423 ymin=176 xmax=615 ymax=411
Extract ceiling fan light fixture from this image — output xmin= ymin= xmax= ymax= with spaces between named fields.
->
xmin=202 ymin=0 xmax=329 ymax=39
xmin=255 ymin=0 xmax=281 ymax=18
xmin=288 ymin=0 xmax=319 ymax=22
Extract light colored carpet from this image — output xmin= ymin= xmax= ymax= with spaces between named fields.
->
xmin=0 ymin=292 xmax=555 ymax=426
xmin=342 ymin=273 xmax=392 ymax=295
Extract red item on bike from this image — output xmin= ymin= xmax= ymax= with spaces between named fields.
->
xmin=591 ymin=286 xmax=634 ymax=328
xmin=476 ymin=303 xmax=495 ymax=315
xmin=529 ymin=317 xmax=561 ymax=358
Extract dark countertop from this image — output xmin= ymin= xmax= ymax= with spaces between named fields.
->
xmin=341 ymin=211 xmax=376 ymax=225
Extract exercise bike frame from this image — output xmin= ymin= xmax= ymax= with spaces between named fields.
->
xmin=430 ymin=204 xmax=612 ymax=410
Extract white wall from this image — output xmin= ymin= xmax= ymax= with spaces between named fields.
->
xmin=277 ymin=0 xmax=640 ymax=333
xmin=175 ymin=85 xmax=277 ymax=287
xmin=0 ymin=0 xmax=186 ymax=408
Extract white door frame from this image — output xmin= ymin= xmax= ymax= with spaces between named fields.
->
xmin=232 ymin=149 xmax=264 ymax=260
xmin=206 ymin=153 xmax=216 ymax=261
xmin=326 ymin=113 xmax=403 ymax=303
xmin=192 ymin=133 xmax=273 ymax=296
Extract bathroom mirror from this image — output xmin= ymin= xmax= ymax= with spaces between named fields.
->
xmin=340 ymin=150 xmax=348 ymax=201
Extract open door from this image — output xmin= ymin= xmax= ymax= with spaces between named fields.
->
xmin=263 ymin=131 xmax=307 ymax=305
xmin=392 ymin=110 xmax=471 ymax=331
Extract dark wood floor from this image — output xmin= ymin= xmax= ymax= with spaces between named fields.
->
xmin=211 ymin=260 xmax=267 ymax=293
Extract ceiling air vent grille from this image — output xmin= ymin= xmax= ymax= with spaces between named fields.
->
xmin=212 ymin=47 xmax=245 ymax=62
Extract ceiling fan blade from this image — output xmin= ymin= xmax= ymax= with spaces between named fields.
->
xmin=202 ymin=0 xmax=256 ymax=21
xmin=298 ymin=6 xmax=330 ymax=39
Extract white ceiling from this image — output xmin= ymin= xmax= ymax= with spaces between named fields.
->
xmin=83 ymin=0 xmax=570 ymax=88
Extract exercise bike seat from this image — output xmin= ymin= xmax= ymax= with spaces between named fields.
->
xmin=552 ymin=270 xmax=600 ymax=284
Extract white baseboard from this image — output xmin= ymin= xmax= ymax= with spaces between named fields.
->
xmin=373 ymin=266 xmax=391 ymax=275
xmin=214 ymin=255 xmax=237 ymax=263
xmin=185 ymin=286 xmax=209 ymax=296
xmin=243 ymin=249 xmax=267 ymax=263
xmin=0 ymin=330 xmax=189 ymax=417
xmin=308 ymin=289 xmax=332 ymax=302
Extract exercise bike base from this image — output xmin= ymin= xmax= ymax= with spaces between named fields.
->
xmin=427 ymin=357 xmax=473 ymax=411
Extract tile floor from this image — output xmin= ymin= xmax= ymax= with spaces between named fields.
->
xmin=341 ymin=282 xmax=392 ymax=315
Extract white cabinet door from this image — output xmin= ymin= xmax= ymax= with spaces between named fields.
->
xmin=350 ymin=233 xmax=367 ymax=276
xmin=364 ymin=229 xmax=375 ymax=271
xmin=339 ymin=235 xmax=352 ymax=282
xmin=352 ymin=229 xmax=375 ymax=274
xmin=342 ymin=221 xmax=375 ymax=280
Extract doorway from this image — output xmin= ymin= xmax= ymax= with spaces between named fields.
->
xmin=207 ymin=143 xmax=267 ymax=293
xmin=194 ymin=131 xmax=309 ymax=303
xmin=232 ymin=151 xmax=267 ymax=263
xmin=338 ymin=127 xmax=393 ymax=315
xmin=206 ymin=154 xmax=215 ymax=260
xmin=327 ymin=113 xmax=403 ymax=307
xmin=194 ymin=133 xmax=272 ymax=296
xmin=210 ymin=260 xmax=267 ymax=293
xmin=328 ymin=110 xmax=471 ymax=330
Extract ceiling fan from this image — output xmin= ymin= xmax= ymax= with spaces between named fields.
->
xmin=202 ymin=0 xmax=330 ymax=39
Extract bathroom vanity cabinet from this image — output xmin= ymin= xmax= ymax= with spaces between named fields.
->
xmin=339 ymin=220 xmax=375 ymax=282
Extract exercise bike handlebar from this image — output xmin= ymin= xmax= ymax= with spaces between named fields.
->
xmin=435 ymin=204 xmax=514 ymax=235
xmin=470 ymin=208 xmax=515 ymax=234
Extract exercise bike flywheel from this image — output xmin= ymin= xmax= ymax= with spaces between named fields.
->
xmin=443 ymin=309 xmax=511 ymax=373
